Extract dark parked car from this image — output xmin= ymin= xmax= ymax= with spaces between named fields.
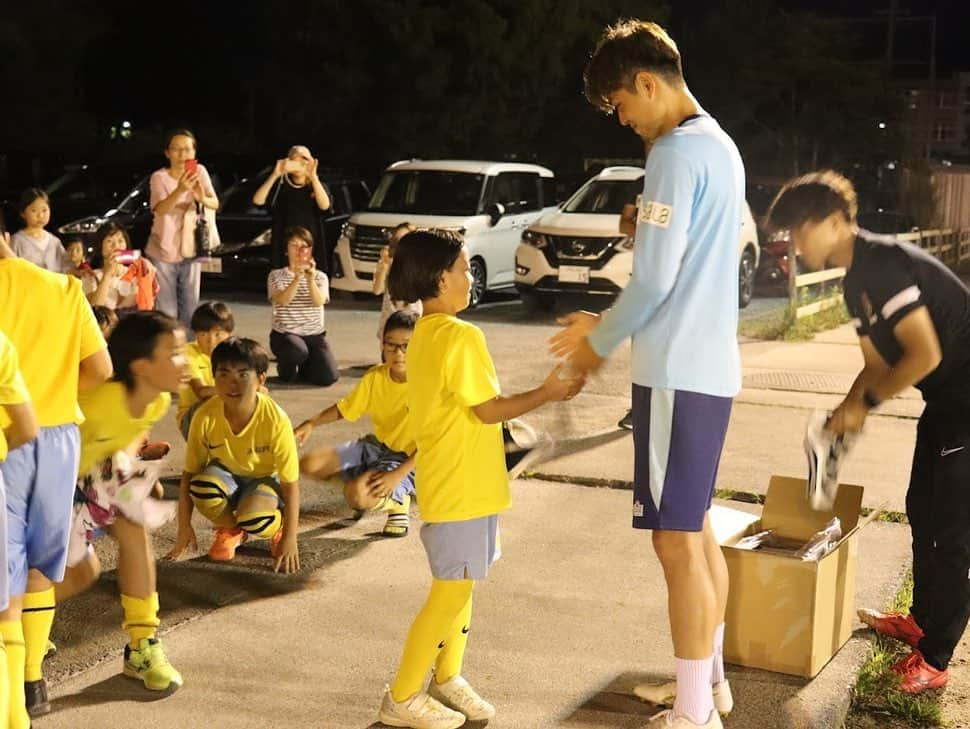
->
xmin=57 ymin=175 xmax=153 ymax=256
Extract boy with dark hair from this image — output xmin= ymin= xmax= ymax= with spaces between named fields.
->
xmin=0 ymin=229 xmax=112 ymax=728
xmin=177 ymin=301 xmax=235 ymax=439
xmin=166 ymin=338 xmax=303 ymax=574
xmin=553 ymin=19 xmax=746 ymax=729
xmin=376 ymin=228 xmax=582 ymax=729
xmin=297 ymin=310 xmax=418 ymax=537
xmin=42 ymin=311 xmax=188 ymax=711
xmin=765 ymin=170 xmax=970 ymax=693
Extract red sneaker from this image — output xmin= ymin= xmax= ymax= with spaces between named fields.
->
xmin=857 ymin=608 xmax=924 ymax=648
xmin=892 ymin=650 xmax=948 ymax=693
xmin=208 ymin=528 xmax=247 ymax=561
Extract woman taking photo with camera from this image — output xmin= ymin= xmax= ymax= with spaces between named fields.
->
xmin=145 ymin=129 xmax=218 ymax=332
xmin=267 ymin=226 xmax=339 ymax=387
xmin=252 ymin=145 xmax=332 ymax=272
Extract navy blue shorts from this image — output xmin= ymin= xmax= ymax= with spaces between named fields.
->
xmin=632 ymin=386 xmax=732 ymax=532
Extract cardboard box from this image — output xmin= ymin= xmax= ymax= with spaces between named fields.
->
xmin=715 ymin=475 xmax=875 ymax=678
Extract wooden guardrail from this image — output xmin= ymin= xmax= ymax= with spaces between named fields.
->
xmin=789 ymin=228 xmax=970 ymax=319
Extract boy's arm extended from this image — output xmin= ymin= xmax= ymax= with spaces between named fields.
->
xmin=164 ymin=471 xmax=198 ymax=560
xmin=294 ymin=403 xmax=343 ymax=445
xmin=472 ymin=366 xmax=583 ymax=425
xmin=275 ymin=480 xmax=301 ymax=574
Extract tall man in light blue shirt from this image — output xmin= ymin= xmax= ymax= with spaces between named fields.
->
xmin=551 ymin=20 xmax=744 ymax=729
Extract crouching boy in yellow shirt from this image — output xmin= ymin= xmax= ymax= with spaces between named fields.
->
xmin=166 ymin=338 xmax=303 ymax=574
xmin=376 ymin=229 xmax=583 ymax=729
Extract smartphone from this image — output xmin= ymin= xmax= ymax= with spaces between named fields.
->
xmin=115 ymin=249 xmax=141 ymax=265
xmin=184 ymin=159 xmax=199 ymax=174
xmin=284 ymin=158 xmax=304 ymax=174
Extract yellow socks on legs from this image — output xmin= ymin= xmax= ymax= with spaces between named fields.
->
xmin=434 ymin=592 xmax=473 ymax=685
xmin=22 ymin=587 xmax=55 ymax=682
xmin=121 ymin=592 xmax=161 ymax=649
xmin=390 ymin=578 xmax=474 ymax=703
xmin=0 ymin=633 xmax=7 ymax=728
xmin=1 ymin=620 xmax=29 ymax=729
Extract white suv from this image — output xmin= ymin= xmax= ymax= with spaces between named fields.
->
xmin=514 ymin=166 xmax=760 ymax=310
xmin=331 ymin=159 xmax=557 ymax=307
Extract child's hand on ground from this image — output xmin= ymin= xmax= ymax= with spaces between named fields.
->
xmin=164 ymin=526 xmax=198 ymax=561
xmin=294 ymin=421 xmax=313 ymax=446
xmin=273 ymin=536 xmax=300 ymax=574
xmin=366 ymin=468 xmax=403 ymax=500
xmin=541 ymin=365 xmax=586 ymax=402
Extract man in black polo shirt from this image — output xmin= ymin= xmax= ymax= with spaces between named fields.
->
xmin=765 ymin=169 xmax=970 ymax=694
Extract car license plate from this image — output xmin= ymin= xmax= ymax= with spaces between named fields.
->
xmin=558 ymin=265 xmax=590 ymax=284
xmin=197 ymin=257 xmax=222 ymax=274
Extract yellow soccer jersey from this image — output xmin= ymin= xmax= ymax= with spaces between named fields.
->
xmin=406 ymin=313 xmax=509 ymax=522
xmin=0 ymin=258 xmax=105 ymax=427
xmin=185 ymin=392 xmax=299 ymax=483
xmin=0 ymin=329 xmax=30 ymax=462
xmin=337 ymin=364 xmax=414 ymax=454
xmin=77 ymin=381 xmax=171 ymax=475
xmin=177 ymin=342 xmax=213 ymax=426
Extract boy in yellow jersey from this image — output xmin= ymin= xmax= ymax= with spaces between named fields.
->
xmin=377 ymin=229 xmax=584 ymax=729
xmin=297 ymin=310 xmax=418 ymax=537
xmin=165 ymin=338 xmax=303 ymax=574
xmin=0 ymin=329 xmax=38 ymax=726
xmin=177 ymin=302 xmax=234 ymax=439
xmin=43 ymin=312 xmax=187 ymax=708
xmin=0 ymin=228 xmax=112 ymax=727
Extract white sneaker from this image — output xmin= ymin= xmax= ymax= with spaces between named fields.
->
xmin=634 ymin=680 xmax=734 ymax=717
xmin=428 ymin=674 xmax=496 ymax=721
xmin=647 ymin=708 xmax=723 ymax=728
xmin=378 ymin=688 xmax=466 ymax=729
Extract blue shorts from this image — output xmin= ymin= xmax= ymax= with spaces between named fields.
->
xmin=421 ymin=515 xmax=501 ymax=581
xmin=0 ymin=469 xmax=9 ymax=611
xmin=336 ymin=435 xmax=415 ymax=506
xmin=179 ymin=401 xmax=204 ymax=441
xmin=632 ymin=386 xmax=732 ymax=532
xmin=0 ymin=424 xmax=80 ymax=594
xmin=193 ymin=464 xmax=283 ymax=510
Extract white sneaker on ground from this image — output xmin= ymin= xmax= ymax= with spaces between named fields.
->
xmin=647 ymin=708 xmax=724 ymax=728
xmin=378 ymin=688 xmax=466 ymax=729
xmin=634 ymin=680 xmax=734 ymax=717
xmin=428 ymin=674 xmax=496 ymax=721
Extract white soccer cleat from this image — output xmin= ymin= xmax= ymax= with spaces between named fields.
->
xmin=378 ymin=688 xmax=466 ymax=729
xmin=804 ymin=410 xmax=855 ymax=510
xmin=428 ymin=675 xmax=496 ymax=721
xmin=634 ymin=680 xmax=734 ymax=717
xmin=646 ymin=708 xmax=724 ymax=728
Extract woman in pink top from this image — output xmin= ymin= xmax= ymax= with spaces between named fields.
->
xmin=145 ymin=129 xmax=218 ymax=331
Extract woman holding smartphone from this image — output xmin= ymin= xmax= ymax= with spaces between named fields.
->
xmin=267 ymin=226 xmax=339 ymax=387
xmin=252 ymin=145 xmax=332 ymax=272
xmin=145 ymin=129 xmax=218 ymax=332
xmin=85 ymin=222 xmax=158 ymax=313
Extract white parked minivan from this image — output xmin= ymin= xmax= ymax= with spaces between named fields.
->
xmin=514 ymin=166 xmax=760 ymax=310
xmin=331 ymin=159 xmax=557 ymax=307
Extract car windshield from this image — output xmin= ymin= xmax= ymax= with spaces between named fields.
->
xmin=562 ymin=177 xmax=643 ymax=214
xmin=367 ymin=171 xmax=484 ymax=216
xmin=115 ymin=178 xmax=150 ymax=214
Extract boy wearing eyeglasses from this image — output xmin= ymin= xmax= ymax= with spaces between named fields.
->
xmin=296 ymin=310 xmax=417 ymax=537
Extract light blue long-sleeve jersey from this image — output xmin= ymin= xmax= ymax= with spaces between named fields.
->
xmin=588 ymin=115 xmax=744 ymax=397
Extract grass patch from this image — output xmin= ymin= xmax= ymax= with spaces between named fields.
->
xmin=846 ymin=571 xmax=945 ymax=728
xmin=738 ymin=296 xmax=850 ymax=341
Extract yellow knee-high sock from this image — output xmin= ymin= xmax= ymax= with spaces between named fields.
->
xmin=121 ymin=593 xmax=161 ymax=649
xmin=434 ymin=592 xmax=473 ymax=684
xmin=1 ymin=620 xmax=30 ymax=729
xmin=387 ymin=494 xmax=410 ymax=516
xmin=22 ymin=586 xmax=55 ymax=682
xmin=0 ymin=633 xmax=8 ymax=728
xmin=390 ymin=578 xmax=474 ymax=703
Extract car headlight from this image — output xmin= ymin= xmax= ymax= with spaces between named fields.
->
xmin=618 ymin=235 xmax=635 ymax=251
xmin=341 ymin=222 xmax=356 ymax=240
xmin=58 ymin=217 xmax=104 ymax=234
xmin=522 ymin=230 xmax=548 ymax=249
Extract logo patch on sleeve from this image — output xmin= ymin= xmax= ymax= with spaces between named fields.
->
xmin=639 ymin=200 xmax=673 ymax=228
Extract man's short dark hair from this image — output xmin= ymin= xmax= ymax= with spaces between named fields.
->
xmin=584 ymin=19 xmax=683 ymax=113
xmin=211 ymin=338 xmax=270 ymax=376
xmin=191 ymin=301 xmax=235 ymax=333
xmin=387 ymin=229 xmax=464 ymax=303
xmin=765 ymin=170 xmax=859 ymax=234
xmin=383 ymin=310 xmax=419 ymax=338
xmin=108 ymin=311 xmax=181 ymax=389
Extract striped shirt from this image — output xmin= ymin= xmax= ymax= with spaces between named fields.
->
xmin=267 ymin=267 xmax=329 ymax=336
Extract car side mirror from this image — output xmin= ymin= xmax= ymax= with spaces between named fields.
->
xmin=486 ymin=202 xmax=505 ymax=226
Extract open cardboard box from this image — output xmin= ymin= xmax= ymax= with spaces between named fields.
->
xmin=713 ymin=475 xmax=878 ymax=678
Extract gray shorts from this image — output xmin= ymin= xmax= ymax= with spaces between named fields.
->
xmin=420 ymin=515 xmax=501 ymax=581
xmin=179 ymin=401 xmax=204 ymax=441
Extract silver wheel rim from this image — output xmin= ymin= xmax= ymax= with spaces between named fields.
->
xmin=739 ymin=253 xmax=754 ymax=303
xmin=470 ymin=261 xmax=486 ymax=306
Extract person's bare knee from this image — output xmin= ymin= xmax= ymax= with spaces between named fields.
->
xmin=300 ymin=448 xmax=341 ymax=480
xmin=108 ymin=516 xmax=155 ymax=559
xmin=653 ymin=529 xmax=705 ymax=570
xmin=26 ymin=568 xmax=53 ymax=593
xmin=344 ymin=472 xmax=379 ymax=511
xmin=57 ymin=549 xmax=102 ymax=602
